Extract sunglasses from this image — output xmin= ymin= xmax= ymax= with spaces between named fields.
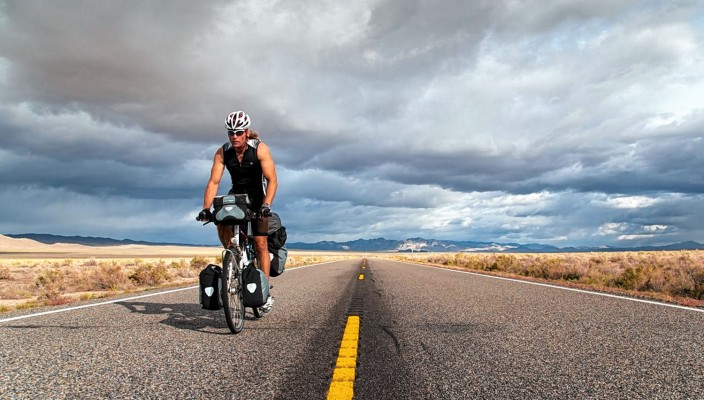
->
xmin=227 ymin=130 xmax=246 ymax=137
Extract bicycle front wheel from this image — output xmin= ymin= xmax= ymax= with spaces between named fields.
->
xmin=222 ymin=250 xmax=245 ymax=334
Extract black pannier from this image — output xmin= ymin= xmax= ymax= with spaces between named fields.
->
xmin=242 ymin=263 xmax=270 ymax=307
xmin=267 ymin=212 xmax=288 ymax=277
xmin=268 ymin=246 xmax=288 ymax=277
xmin=267 ymin=213 xmax=288 ymax=248
xmin=198 ymin=264 xmax=222 ymax=310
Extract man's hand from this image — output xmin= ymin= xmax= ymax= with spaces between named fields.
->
xmin=260 ymin=203 xmax=272 ymax=217
xmin=197 ymin=209 xmax=212 ymax=222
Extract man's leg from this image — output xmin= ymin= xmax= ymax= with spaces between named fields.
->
xmin=217 ymin=225 xmax=234 ymax=249
xmin=252 ymin=217 xmax=273 ymax=311
xmin=252 ymin=216 xmax=270 ymax=278
xmin=254 ymin=234 xmax=274 ymax=312
xmin=254 ymin=235 xmax=270 ymax=278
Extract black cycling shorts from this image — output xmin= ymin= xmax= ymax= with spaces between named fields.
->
xmin=252 ymin=216 xmax=269 ymax=237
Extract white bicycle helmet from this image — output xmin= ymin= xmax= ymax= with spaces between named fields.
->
xmin=226 ymin=111 xmax=251 ymax=131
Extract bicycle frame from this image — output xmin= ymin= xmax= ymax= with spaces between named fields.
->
xmin=221 ymin=218 xmax=263 ymax=334
xmin=222 ymin=222 xmax=255 ymax=278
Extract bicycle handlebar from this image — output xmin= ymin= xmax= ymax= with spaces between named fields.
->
xmin=197 ymin=208 xmax=263 ymax=226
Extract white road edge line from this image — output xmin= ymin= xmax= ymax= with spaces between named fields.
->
xmin=0 ymin=259 xmax=353 ymax=324
xmin=0 ymin=286 xmax=198 ymax=324
xmin=407 ymin=261 xmax=704 ymax=314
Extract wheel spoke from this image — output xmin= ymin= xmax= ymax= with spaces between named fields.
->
xmin=222 ymin=250 xmax=245 ymax=334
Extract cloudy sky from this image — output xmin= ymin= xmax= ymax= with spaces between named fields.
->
xmin=1 ymin=0 xmax=702 ymax=247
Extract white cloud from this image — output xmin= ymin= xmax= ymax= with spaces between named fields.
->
xmin=618 ymin=234 xmax=655 ymax=241
xmin=606 ymin=195 xmax=660 ymax=209
xmin=597 ymin=222 xmax=673 ymax=243
xmin=643 ymin=224 xmax=668 ymax=233
xmin=596 ymin=222 xmax=627 ymax=236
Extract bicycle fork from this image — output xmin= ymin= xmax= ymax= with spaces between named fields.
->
xmin=222 ymin=248 xmax=238 ymax=294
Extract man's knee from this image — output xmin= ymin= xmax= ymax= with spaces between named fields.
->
xmin=254 ymin=235 xmax=268 ymax=247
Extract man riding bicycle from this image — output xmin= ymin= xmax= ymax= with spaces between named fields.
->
xmin=198 ymin=110 xmax=278 ymax=312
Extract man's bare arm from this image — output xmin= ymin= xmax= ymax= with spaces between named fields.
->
xmin=258 ymin=142 xmax=278 ymax=206
xmin=202 ymin=147 xmax=225 ymax=210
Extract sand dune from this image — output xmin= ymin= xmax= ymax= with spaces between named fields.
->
xmin=0 ymin=234 xmax=221 ymax=258
xmin=0 ymin=234 xmax=51 ymax=250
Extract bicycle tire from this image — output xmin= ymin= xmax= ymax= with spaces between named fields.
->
xmin=222 ymin=250 xmax=245 ymax=334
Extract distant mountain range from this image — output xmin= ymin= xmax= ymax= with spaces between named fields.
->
xmin=287 ymin=237 xmax=704 ymax=253
xmin=5 ymin=233 xmax=704 ymax=253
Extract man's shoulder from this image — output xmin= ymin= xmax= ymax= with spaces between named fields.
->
xmin=255 ymin=141 xmax=272 ymax=161
xmin=248 ymin=138 xmax=261 ymax=148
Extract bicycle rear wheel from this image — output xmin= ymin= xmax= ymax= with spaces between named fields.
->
xmin=222 ymin=250 xmax=245 ymax=334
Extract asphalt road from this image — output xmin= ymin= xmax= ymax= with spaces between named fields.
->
xmin=1 ymin=258 xmax=703 ymax=399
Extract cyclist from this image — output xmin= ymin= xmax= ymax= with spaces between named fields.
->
xmin=198 ymin=110 xmax=278 ymax=312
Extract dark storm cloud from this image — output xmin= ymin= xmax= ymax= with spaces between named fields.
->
xmin=0 ymin=148 xmax=209 ymax=199
xmin=0 ymin=104 xmax=208 ymax=167
xmin=300 ymin=118 xmax=704 ymax=196
xmin=0 ymin=0 xmax=233 ymax=138
xmin=0 ymin=0 xmax=702 ymax=246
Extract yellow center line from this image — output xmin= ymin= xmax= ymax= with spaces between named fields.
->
xmin=358 ymin=273 xmax=364 ymax=280
xmin=327 ymin=315 xmax=361 ymax=400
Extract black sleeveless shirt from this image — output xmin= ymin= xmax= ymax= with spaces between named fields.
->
xmin=222 ymin=140 xmax=265 ymax=209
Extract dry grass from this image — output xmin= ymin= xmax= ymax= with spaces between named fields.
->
xmin=387 ymin=251 xmax=704 ymax=307
xmin=0 ymin=251 xmax=359 ymax=312
xmin=0 ymin=256 xmax=216 ymax=311
xmin=7 ymin=246 xmax=701 ymax=312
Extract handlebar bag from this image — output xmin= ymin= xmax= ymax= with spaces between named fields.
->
xmin=213 ymin=194 xmax=251 ymax=225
